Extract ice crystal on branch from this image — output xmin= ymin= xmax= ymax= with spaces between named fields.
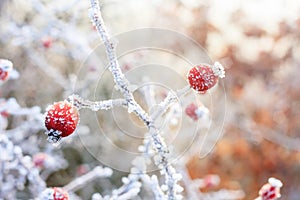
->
xmin=88 ymin=1 xmax=184 ymax=199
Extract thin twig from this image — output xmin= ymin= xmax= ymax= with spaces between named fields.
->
xmin=88 ymin=1 xmax=181 ymax=199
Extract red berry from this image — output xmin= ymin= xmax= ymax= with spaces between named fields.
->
xmin=53 ymin=187 xmax=69 ymax=200
xmin=33 ymin=153 xmax=47 ymax=168
xmin=0 ymin=111 xmax=9 ymax=118
xmin=203 ymin=174 xmax=220 ymax=188
xmin=42 ymin=37 xmax=53 ymax=49
xmin=185 ymin=103 xmax=198 ymax=121
xmin=0 ymin=59 xmax=13 ymax=82
xmin=45 ymin=101 xmax=79 ymax=143
xmin=187 ymin=64 xmax=218 ymax=93
xmin=258 ymin=178 xmax=283 ymax=200
xmin=0 ymin=69 xmax=9 ymax=81
xmin=185 ymin=102 xmax=209 ymax=121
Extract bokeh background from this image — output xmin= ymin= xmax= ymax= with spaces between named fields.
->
xmin=1 ymin=0 xmax=300 ymax=199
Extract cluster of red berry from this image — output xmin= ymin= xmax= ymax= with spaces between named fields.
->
xmin=44 ymin=62 xmax=225 ymax=142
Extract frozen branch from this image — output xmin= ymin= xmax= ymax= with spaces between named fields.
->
xmin=67 ymin=94 xmax=127 ymax=111
xmin=63 ymin=166 xmax=113 ymax=192
xmin=89 ymin=1 xmax=182 ymax=199
xmin=0 ymin=134 xmax=46 ymax=199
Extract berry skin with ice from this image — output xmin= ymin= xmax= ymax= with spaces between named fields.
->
xmin=187 ymin=62 xmax=225 ymax=93
xmin=44 ymin=101 xmax=79 ymax=143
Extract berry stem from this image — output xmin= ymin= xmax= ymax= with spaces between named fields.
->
xmin=176 ymin=85 xmax=191 ymax=97
xmin=151 ymin=85 xmax=191 ymax=122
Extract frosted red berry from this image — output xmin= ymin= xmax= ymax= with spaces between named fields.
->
xmin=257 ymin=178 xmax=283 ymax=200
xmin=187 ymin=62 xmax=225 ymax=93
xmin=0 ymin=59 xmax=13 ymax=82
xmin=53 ymin=187 xmax=69 ymax=200
xmin=45 ymin=101 xmax=79 ymax=143
xmin=187 ymin=64 xmax=218 ymax=93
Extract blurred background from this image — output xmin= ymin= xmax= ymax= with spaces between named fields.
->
xmin=1 ymin=0 xmax=300 ymax=199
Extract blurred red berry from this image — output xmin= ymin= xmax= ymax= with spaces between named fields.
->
xmin=77 ymin=164 xmax=89 ymax=175
xmin=185 ymin=103 xmax=209 ymax=121
xmin=256 ymin=178 xmax=283 ymax=200
xmin=203 ymin=174 xmax=220 ymax=188
xmin=185 ymin=103 xmax=198 ymax=121
xmin=0 ymin=59 xmax=13 ymax=82
xmin=33 ymin=153 xmax=47 ymax=168
xmin=0 ymin=70 xmax=9 ymax=81
xmin=0 ymin=111 xmax=9 ymax=118
xmin=42 ymin=37 xmax=53 ymax=49
xmin=53 ymin=187 xmax=69 ymax=200
xmin=45 ymin=101 xmax=79 ymax=143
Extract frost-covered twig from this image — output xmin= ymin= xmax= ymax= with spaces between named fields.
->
xmin=0 ymin=134 xmax=46 ymax=199
xmin=107 ymin=177 xmax=142 ymax=200
xmin=88 ymin=1 xmax=182 ymax=199
xmin=67 ymin=94 xmax=127 ymax=111
xmin=141 ymin=174 xmax=165 ymax=200
xmin=89 ymin=0 xmax=150 ymax=125
xmin=63 ymin=166 xmax=113 ymax=192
